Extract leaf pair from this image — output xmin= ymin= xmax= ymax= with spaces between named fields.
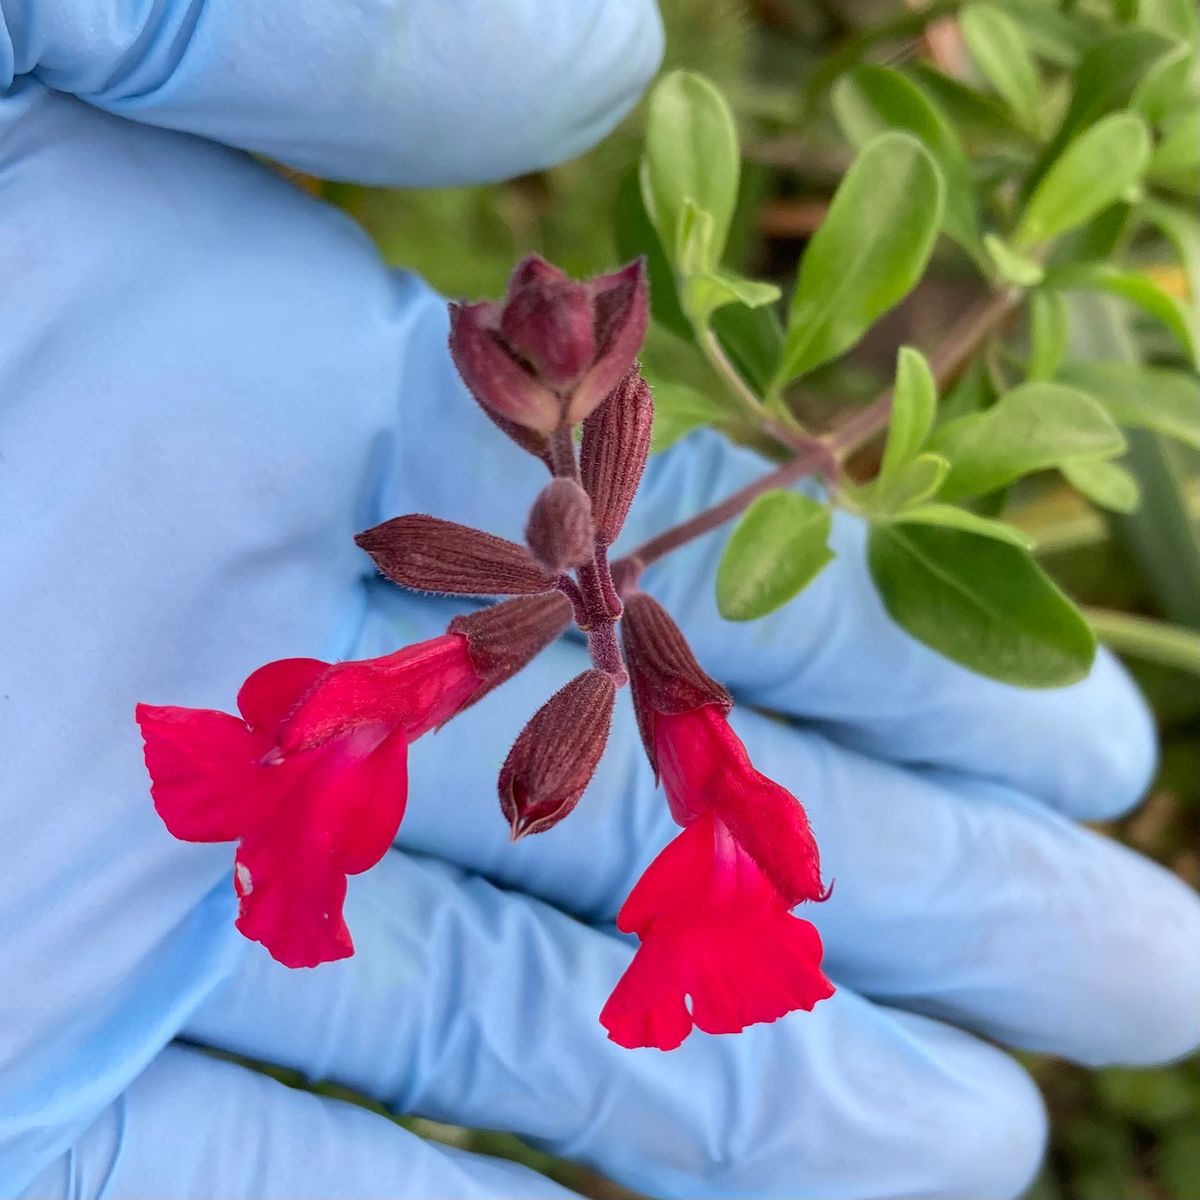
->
xmin=641 ymin=70 xmax=947 ymax=395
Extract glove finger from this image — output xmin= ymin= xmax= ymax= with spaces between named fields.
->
xmin=16 ymin=1044 xmax=578 ymax=1200
xmin=183 ymin=850 xmax=1048 ymax=1200
xmin=2 ymin=0 xmax=662 ymax=184
xmin=357 ymin=587 xmax=1200 ymax=1068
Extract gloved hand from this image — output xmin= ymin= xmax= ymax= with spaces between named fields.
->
xmin=2 ymin=3 xmax=1198 ymax=1198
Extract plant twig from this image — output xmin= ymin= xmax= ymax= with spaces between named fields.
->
xmin=698 ymin=325 xmax=811 ymax=454
xmin=616 ymin=441 xmax=830 ymax=578
xmin=828 ymin=288 xmax=1020 ymax=457
xmin=617 ymin=288 xmax=1021 ymax=580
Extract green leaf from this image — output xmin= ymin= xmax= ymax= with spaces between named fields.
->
xmin=890 ymin=502 xmax=1036 ymax=549
xmin=1014 ymin=113 xmax=1151 ymax=248
xmin=1147 ymin=108 xmax=1200 ymax=193
xmin=1140 ymin=197 xmax=1200 ymax=305
xmin=1061 ymin=458 xmax=1141 ymax=513
xmin=867 ymin=522 xmax=1096 ymax=686
xmin=1002 ymin=0 xmax=1096 ymax=65
xmin=646 ymin=380 xmax=728 ymax=454
xmin=1056 ymin=361 xmax=1200 ymax=449
xmin=612 ymin=169 xmax=692 ymax=342
xmin=1040 ymin=29 xmax=1178 ymax=165
xmin=929 ymin=381 xmax=1127 ymax=499
xmin=985 ymin=234 xmax=1045 ymax=286
xmin=832 ymin=66 xmax=983 ymax=259
xmin=777 ymin=133 xmax=944 ymax=384
xmin=1138 ymin=0 xmax=1199 ymax=42
xmin=1130 ymin=44 xmax=1198 ymax=124
xmin=717 ymin=491 xmax=835 ymax=621
xmin=911 ymin=64 xmax=1032 ymax=144
xmin=1048 ymin=262 xmax=1198 ymax=364
xmin=1069 ymin=292 xmax=1200 ymax=630
xmin=682 ymin=270 xmax=781 ymax=324
xmin=1084 ymin=608 xmax=1200 ymax=675
xmin=878 ymin=347 xmax=938 ymax=487
xmin=712 ymin=303 xmax=785 ymax=396
xmin=870 ymin=453 xmax=951 ymax=514
xmin=961 ymin=4 xmax=1042 ymax=135
xmin=640 ymin=71 xmax=739 ymax=275
xmin=1028 ymin=289 xmax=1069 ymax=380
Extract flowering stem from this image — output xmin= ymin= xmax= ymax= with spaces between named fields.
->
xmin=549 ymin=425 xmax=628 ymax=683
xmin=616 ymin=288 xmax=1019 ymax=582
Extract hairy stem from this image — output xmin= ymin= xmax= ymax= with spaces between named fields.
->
xmin=616 ymin=288 xmax=1020 ymax=580
xmin=616 ymin=441 xmax=829 ymax=578
xmin=698 ymin=325 xmax=811 ymax=454
xmin=828 ymin=288 xmax=1020 ymax=457
xmin=550 ymin=423 xmax=627 ymax=681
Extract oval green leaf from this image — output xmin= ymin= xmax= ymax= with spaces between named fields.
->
xmin=961 ymin=4 xmax=1042 ymax=135
xmin=777 ymin=133 xmax=944 ymax=384
xmin=891 ymin=503 xmax=1036 ymax=549
xmin=929 ymin=381 xmax=1127 ymax=500
xmin=640 ymin=71 xmax=740 ymax=275
xmin=1057 ymin=361 xmax=1200 ymax=450
xmin=1062 ymin=458 xmax=1141 ymax=513
xmin=1027 ymin=289 xmax=1069 ymax=381
xmin=1048 ymin=262 xmax=1198 ymax=365
xmin=867 ymin=522 xmax=1096 ymax=687
xmin=869 ymin=453 xmax=950 ymax=515
xmin=832 ymin=65 xmax=983 ymax=259
xmin=717 ymin=491 xmax=835 ymax=621
xmin=1015 ymin=113 xmax=1152 ymax=248
xmin=878 ymin=346 xmax=938 ymax=489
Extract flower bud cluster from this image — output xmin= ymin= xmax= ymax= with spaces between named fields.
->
xmin=137 ymin=253 xmax=832 ymax=1049
xmin=358 ymin=255 xmax=655 ymax=841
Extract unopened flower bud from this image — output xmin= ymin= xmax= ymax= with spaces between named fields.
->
xmin=525 ymin=479 xmax=594 ymax=572
xmin=580 ymin=369 xmax=654 ymax=546
xmin=356 ymin=515 xmax=556 ymax=596
xmin=501 ymin=259 xmax=596 ymax=391
xmin=448 ymin=255 xmax=649 ymax=440
xmin=498 ymin=668 xmax=616 ymax=838
xmin=450 ymin=592 xmax=573 ymax=711
xmin=620 ymin=592 xmax=731 ymax=775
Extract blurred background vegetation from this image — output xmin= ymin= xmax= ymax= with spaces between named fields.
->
xmin=295 ymin=1 xmax=1198 ymax=1195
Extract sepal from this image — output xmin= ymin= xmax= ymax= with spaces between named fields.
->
xmin=356 ymin=514 xmax=556 ymax=596
xmin=498 ymin=669 xmax=616 ymax=838
xmin=620 ymin=592 xmax=731 ymax=773
xmin=580 ymin=369 xmax=654 ymax=545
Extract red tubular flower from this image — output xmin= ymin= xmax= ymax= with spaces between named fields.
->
xmin=600 ymin=812 xmax=834 ymax=1051
xmin=136 ymin=637 xmax=481 ymax=968
xmin=137 ymin=593 xmax=571 ymax=968
xmin=603 ymin=592 xmax=834 ymax=1049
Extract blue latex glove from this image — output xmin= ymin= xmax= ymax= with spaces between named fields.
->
xmin=3 ymin=4 xmax=1198 ymax=1197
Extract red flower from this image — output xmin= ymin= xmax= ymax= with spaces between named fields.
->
xmin=607 ymin=593 xmax=834 ymax=1049
xmin=654 ymin=704 xmax=827 ymax=907
xmin=600 ymin=811 xmax=834 ymax=1051
xmin=136 ymin=635 xmax=482 ymax=968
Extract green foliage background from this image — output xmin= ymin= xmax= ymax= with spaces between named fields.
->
xmin=306 ymin=1 xmax=1198 ymax=1195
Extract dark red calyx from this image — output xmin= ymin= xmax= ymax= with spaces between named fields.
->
xmin=580 ymin=369 xmax=654 ymax=546
xmin=447 ymin=256 xmax=649 ymax=442
xmin=498 ymin=668 xmax=617 ymax=839
xmin=450 ymin=591 xmax=573 ymax=709
xmin=619 ymin=592 xmax=732 ymax=773
xmin=356 ymin=514 xmax=556 ymax=596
